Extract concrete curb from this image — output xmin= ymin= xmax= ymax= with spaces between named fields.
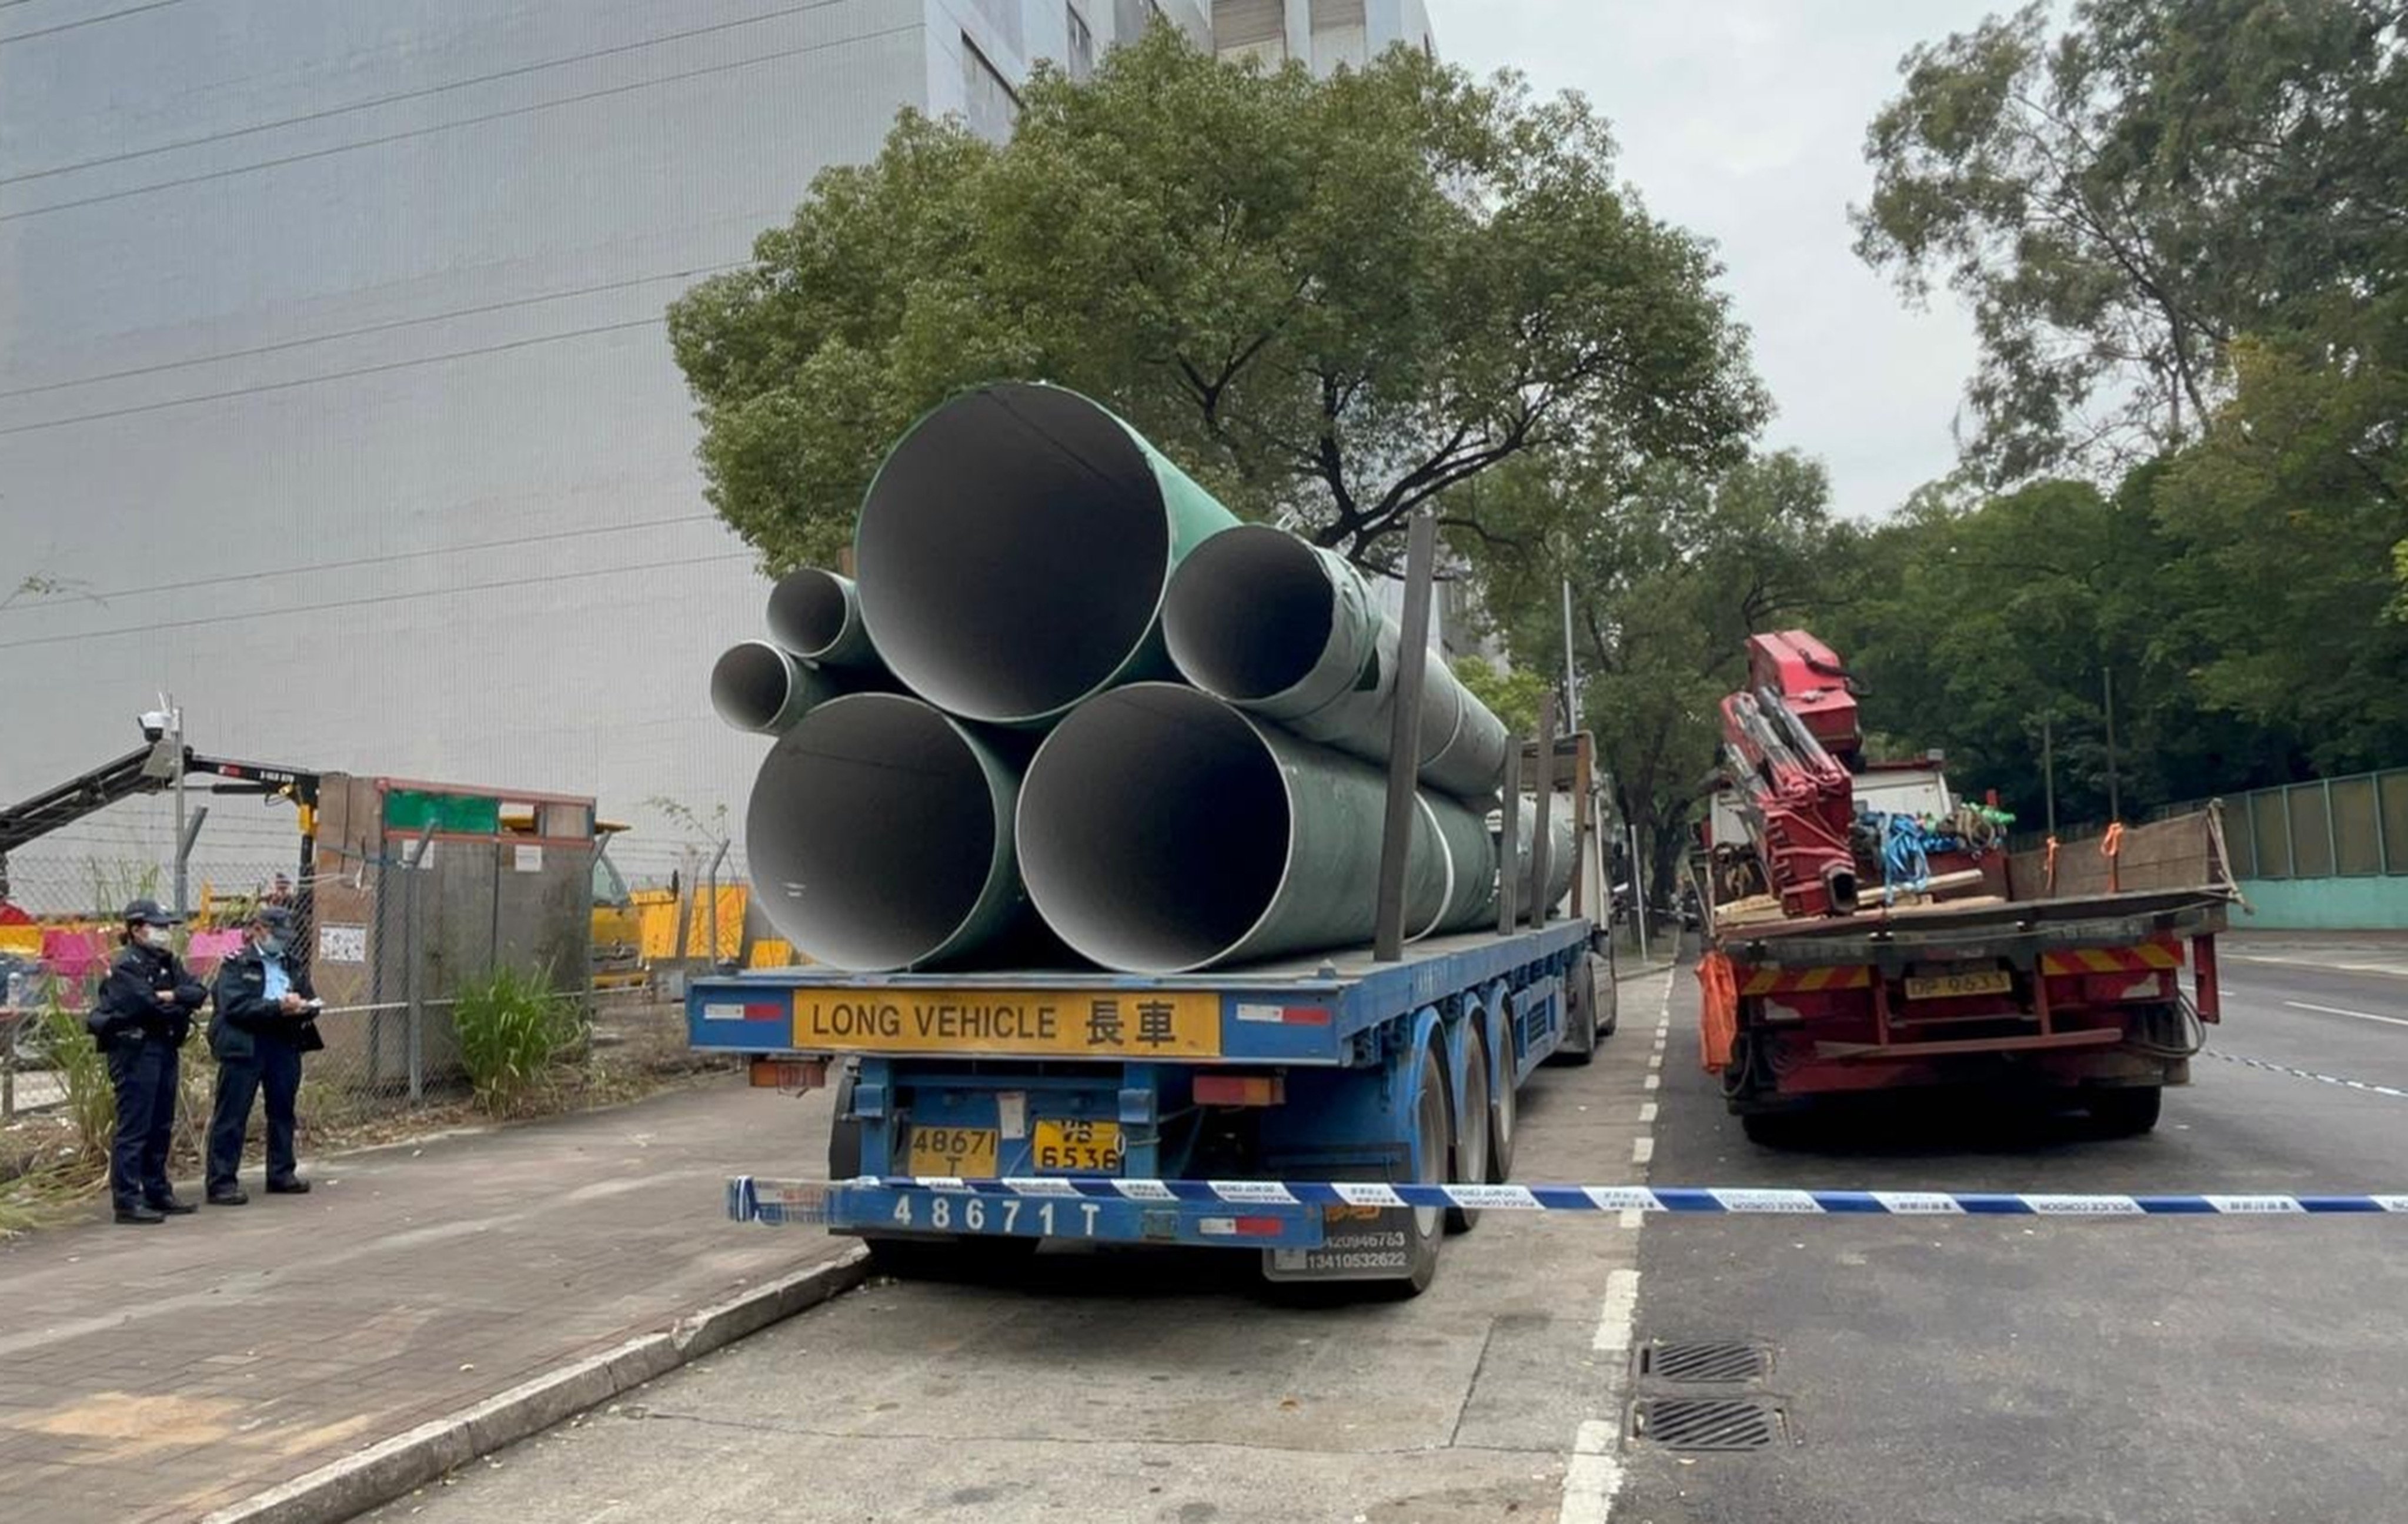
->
xmin=200 ymin=1246 xmax=870 ymax=1524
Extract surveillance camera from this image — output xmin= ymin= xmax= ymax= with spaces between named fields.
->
xmin=139 ymin=708 xmax=172 ymax=740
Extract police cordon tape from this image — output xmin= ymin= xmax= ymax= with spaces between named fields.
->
xmin=2203 ymin=1047 xmax=2408 ymax=1100
xmin=730 ymin=1175 xmax=2408 ymax=1219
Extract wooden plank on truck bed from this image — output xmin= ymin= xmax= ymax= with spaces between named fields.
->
xmin=2009 ymin=807 xmax=2236 ymax=900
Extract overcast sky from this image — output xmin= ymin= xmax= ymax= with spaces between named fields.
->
xmin=1424 ymin=0 xmax=2000 ymax=518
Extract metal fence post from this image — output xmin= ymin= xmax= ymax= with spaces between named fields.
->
xmin=405 ymin=833 xmax=432 ymax=1103
xmin=2377 ymin=768 xmax=2394 ymax=876
xmin=703 ymin=838 xmax=730 ymax=972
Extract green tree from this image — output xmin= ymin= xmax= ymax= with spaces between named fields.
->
xmin=1856 ymin=0 xmax=2408 ymax=482
xmin=1452 ymin=658 xmax=1554 ymax=738
xmin=669 ymin=26 xmax=1764 ymax=572
xmin=1473 ymin=451 xmax=1850 ymax=900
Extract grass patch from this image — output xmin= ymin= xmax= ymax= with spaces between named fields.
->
xmin=453 ymin=965 xmax=585 ymax=1115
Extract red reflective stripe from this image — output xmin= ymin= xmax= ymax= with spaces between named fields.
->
xmin=742 ymin=1002 xmax=787 ymax=1021
xmin=1283 ymin=1007 xmax=1331 ymax=1025
xmin=1233 ymin=1216 xmax=1285 ymax=1236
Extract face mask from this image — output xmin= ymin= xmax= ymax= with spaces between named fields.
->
xmin=258 ymin=935 xmax=286 ymax=959
xmin=142 ymin=925 xmax=172 ymax=950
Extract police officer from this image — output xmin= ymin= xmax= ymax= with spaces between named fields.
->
xmin=205 ymin=904 xmax=323 ymax=1204
xmin=88 ymin=898 xmax=206 ymax=1225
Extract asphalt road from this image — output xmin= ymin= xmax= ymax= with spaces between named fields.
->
xmin=364 ymin=944 xmax=2407 ymax=1524
xmin=1615 ymin=940 xmax=2408 ymax=1524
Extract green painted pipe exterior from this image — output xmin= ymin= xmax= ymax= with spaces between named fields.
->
xmin=853 ymin=382 xmax=1240 ymax=728
xmin=1017 ymin=684 xmax=1505 ymax=973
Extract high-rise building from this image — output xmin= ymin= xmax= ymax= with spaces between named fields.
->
xmin=0 ymin=0 xmax=1434 ymax=884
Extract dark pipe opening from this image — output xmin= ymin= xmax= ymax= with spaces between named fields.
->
xmin=1019 ymin=686 xmax=1290 ymax=972
xmin=747 ymin=695 xmax=1001 ymax=970
xmin=766 ymin=570 xmax=851 ymax=659
xmin=711 ymin=642 xmax=793 ymax=733
xmin=855 ymin=384 xmax=1171 ymax=723
xmin=1161 ymin=526 xmax=1337 ymax=702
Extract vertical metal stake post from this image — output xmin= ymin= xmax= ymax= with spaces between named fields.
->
xmin=1374 ymin=512 xmax=1440 ymax=962
xmin=1527 ymin=696 xmax=1557 ymax=928
xmin=1497 ymin=747 xmax=1522 ymax=937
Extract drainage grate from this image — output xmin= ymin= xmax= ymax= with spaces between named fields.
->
xmin=1639 ymin=1341 xmax=1772 ymax=1384
xmin=1631 ymin=1397 xmax=1785 ymax=1452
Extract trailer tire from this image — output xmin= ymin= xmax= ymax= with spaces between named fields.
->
xmin=1372 ymin=1043 xmax=1449 ymax=1299
xmin=1487 ymin=1020 xmax=1518 ymax=1184
xmin=2088 ymin=1085 xmax=2163 ymax=1137
xmin=1447 ymin=1034 xmax=1489 ymax=1235
xmin=1551 ymin=957 xmax=1600 ymax=1067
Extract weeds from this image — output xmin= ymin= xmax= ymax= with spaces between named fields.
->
xmin=452 ymin=965 xmax=583 ymax=1114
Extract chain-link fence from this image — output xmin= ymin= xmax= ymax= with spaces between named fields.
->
xmin=1 ymin=848 xmax=712 ymax=1141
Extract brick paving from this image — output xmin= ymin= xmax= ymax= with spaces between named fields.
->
xmin=0 ymin=1078 xmax=846 ymax=1524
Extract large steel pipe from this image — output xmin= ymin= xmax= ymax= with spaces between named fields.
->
xmin=1017 ymin=684 xmax=1494 ymax=974
xmin=746 ymin=694 xmax=1030 ymax=970
xmin=1161 ymin=525 xmax=1510 ymax=800
xmin=1508 ymin=798 xmax=1578 ymax=914
xmin=766 ymin=568 xmax=882 ymax=670
xmin=853 ymin=382 xmax=1239 ymax=727
xmin=711 ymin=641 xmax=840 ymax=735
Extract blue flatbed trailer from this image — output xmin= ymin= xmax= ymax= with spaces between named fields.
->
xmin=687 ymin=918 xmax=1615 ymax=1295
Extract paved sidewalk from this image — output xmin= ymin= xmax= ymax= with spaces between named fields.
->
xmin=0 ymin=1077 xmax=848 ymax=1524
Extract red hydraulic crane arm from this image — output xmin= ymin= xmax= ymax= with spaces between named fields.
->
xmin=1720 ymin=686 xmax=1860 ymax=919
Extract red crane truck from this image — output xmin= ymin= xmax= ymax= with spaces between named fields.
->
xmin=1698 ymin=632 xmax=2239 ymax=1140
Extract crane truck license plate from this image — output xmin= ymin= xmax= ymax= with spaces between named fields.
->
xmin=1904 ymin=970 xmax=2012 ymax=1000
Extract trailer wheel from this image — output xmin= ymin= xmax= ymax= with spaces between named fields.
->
xmin=1447 ymin=1034 xmax=1489 ymax=1235
xmin=1371 ymin=1043 xmax=1449 ymax=1299
xmin=1487 ymin=1020 xmax=1518 ymax=1184
xmin=2088 ymin=1085 xmax=2163 ymax=1137
xmin=1551 ymin=957 xmax=1599 ymax=1067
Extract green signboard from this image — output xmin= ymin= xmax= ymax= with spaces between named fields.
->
xmin=384 ymin=788 xmax=500 ymax=835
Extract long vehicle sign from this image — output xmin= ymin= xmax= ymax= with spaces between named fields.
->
xmin=735 ymin=987 xmax=1224 ymax=1058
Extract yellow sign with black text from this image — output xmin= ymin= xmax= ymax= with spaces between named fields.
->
xmin=789 ymin=988 xmax=1221 ymax=1058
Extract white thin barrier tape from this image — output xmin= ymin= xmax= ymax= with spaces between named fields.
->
xmin=725 ymin=1176 xmax=2408 ymax=1222
xmin=2203 ymin=1048 xmax=2408 ymax=1101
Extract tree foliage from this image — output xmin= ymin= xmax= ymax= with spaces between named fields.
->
xmin=669 ymin=25 xmax=1764 ymax=572
xmin=1472 ymin=452 xmax=1853 ymax=898
xmin=1452 ymin=658 xmax=1554 ymax=739
xmin=1856 ymin=0 xmax=2408 ymax=482
xmin=1843 ymin=0 xmax=2408 ymax=828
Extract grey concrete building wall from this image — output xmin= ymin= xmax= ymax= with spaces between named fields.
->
xmin=0 ymin=0 xmax=1430 ymax=888
xmin=0 ymin=0 xmax=1094 ymax=884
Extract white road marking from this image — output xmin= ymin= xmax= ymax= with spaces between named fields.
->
xmin=1631 ymin=1137 xmax=1654 ymax=1165
xmin=1648 ymin=1052 xmax=1664 ymax=1072
xmin=1558 ymin=1419 xmax=1625 ymax=1524
xmin=1591 ymin=1268 xmax=1641 ymax=1353
xmin=1638 ymin=1102 xmax=1657 ymax=1123
xmin=1617 ymin=1208 xmax=1644 ymax=1229
xmin=2229 ymin=953 xmax=2408 ymax=981
xmin=1644 ymin=1074 xmax=1659 ymax=1091
xmin=2283 ymin=999 xmax=2408 ymax=1029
